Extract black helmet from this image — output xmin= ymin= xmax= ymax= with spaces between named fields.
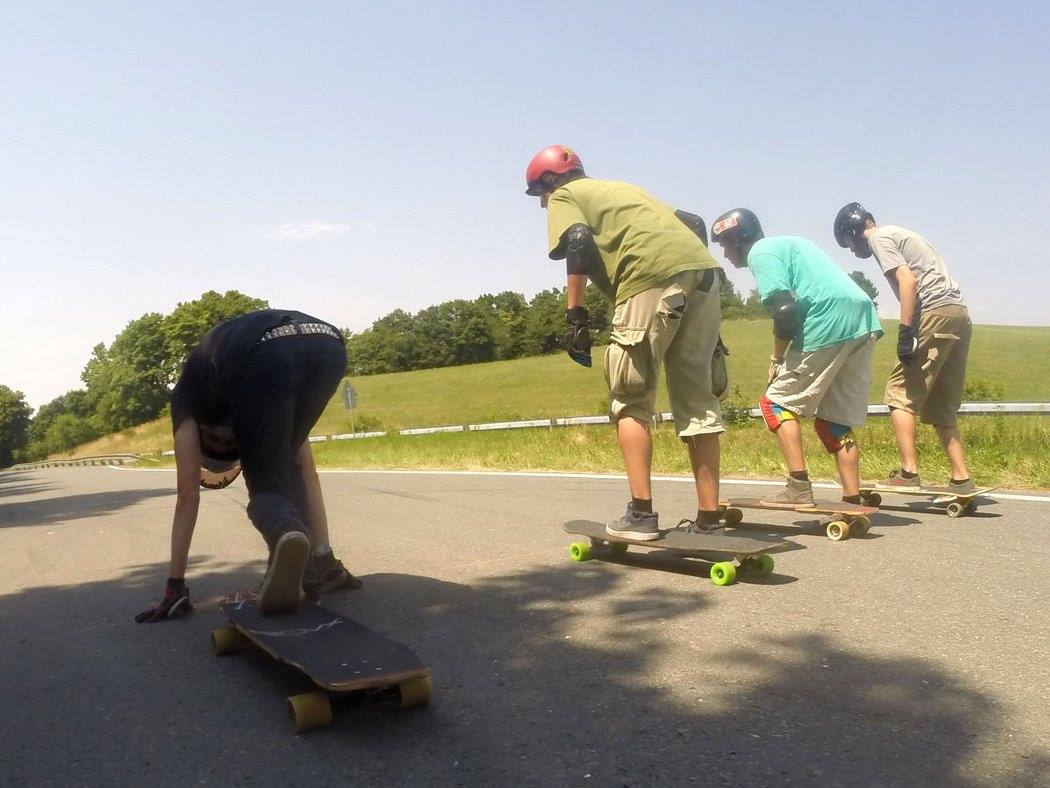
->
xmin=711 ymin=208 xmax=763 ymax=247
xmin=834 ymin=202 xmax=874 ymax=248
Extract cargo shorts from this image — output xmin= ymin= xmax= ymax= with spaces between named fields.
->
xmin=884 ymin=304 xmax=972 ymax=426
xmin=765 ymin=333 xmax=878 ymax=427
xmin=604 ymin=268 xmax=725 ymax=437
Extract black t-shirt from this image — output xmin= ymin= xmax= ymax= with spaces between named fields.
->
xmin=170 ymin=309 xmax=341 ymax=431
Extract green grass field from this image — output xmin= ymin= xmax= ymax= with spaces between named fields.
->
xmin=82 ymin=318 xmax=1050 ymax=489
xmin=138 ymin=416 xmax=1050 ymax=491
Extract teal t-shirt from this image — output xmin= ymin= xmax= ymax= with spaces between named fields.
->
xmin=747 ymin=236 xmax=882 ymax=351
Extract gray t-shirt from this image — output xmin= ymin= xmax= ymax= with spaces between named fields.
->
xmin=868 ymin=225 xmax=964 ymax=316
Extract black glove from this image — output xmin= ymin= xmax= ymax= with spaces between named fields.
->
xmin=564 ymin=306 xmax=592 ymax=367
xmin=896 ymin=324 xmax=918 ymax=364
xmin=135 ymin=577 xmax=193 ymax=623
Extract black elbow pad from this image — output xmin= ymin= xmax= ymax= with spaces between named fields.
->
xmin=768 ymin=292 xmax=800 ymax=341
xmin=675 ymin=210 xmax=708 ymax=245
xmin=565 ymin=223 xmax=595 ymax=275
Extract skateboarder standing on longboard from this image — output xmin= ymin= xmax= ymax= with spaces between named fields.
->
xmin=136 ymin=309 xmax=361 ymax=623
xmin=711 ymin=210 xmax=883 ymax=507
xmin=835 ymin=203 xmax=978 ymax=495
xmin=525 ymin=145 xmax=728 ymax=541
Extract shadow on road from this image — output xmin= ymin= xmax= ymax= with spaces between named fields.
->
xmin=1 ymin=558 xmax=1045 ymax=784
xmin=0 ymin=487 xmax=173 ymax=528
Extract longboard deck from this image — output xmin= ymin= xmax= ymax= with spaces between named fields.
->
xmin=730 ymin=498 xmax=878 ymax=516
xmin=859 ymin=485 xmax=996 ymax=502
xmin=564 ymin=519 xmax=785 ymax=557
xmin=222 ymin=597 xmax=428 ymax=692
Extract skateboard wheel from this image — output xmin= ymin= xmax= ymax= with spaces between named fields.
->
xmin=851 ymin=515 xmax=871 ymax=535
xmin=286 ymin=692 xmax=332 ymax=733
xmin=710 ymin=561 xmax=737 ymax=586
xmin=569 ymin=542 xmax=592 ymax=562
xmin=211 ymin=626 xmax=246 ymax=655
xmin=862 ymin=492 xmax=882 ymax=507
xmin=398 ymin=675 xmax=433 ymax=709
xmin=826 ymin=520 xmax=851 ymax=541
xmin=723 ymin=507 xmax=743 ymax=526
xmin=946 ymin=502 xmax=965 ymax=518
xmin=756 ymin=553 xmax=775 ymax=576
xmin=608 ymin=541 xmax=629 ymax=555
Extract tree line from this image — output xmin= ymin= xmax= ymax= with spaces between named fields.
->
xmin=4 ymin=290 xmax=267 ymax=465
xmin=1 ymin=272 xmax=877 ymax=466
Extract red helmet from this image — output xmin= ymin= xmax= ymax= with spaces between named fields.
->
xmin=525 ymin=145 xmax=583 ymax=195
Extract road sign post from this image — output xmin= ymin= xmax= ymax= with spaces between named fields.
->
xmin=343 ymin=381 xmax=358 ymax=433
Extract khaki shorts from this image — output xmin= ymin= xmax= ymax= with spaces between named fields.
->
xmin=884 ymin=304 xmax=971 ymax=426
xmin=765 ymin=334 xmax=878 ymax=427
xmin=604 ymin=268 xmax=724 ymax=437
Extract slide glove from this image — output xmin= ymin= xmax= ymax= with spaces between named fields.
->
xmin=564 ymin=306 xmax=593 ymax=367
xmin=135 ymin=577 xmax=193 ymax=623
xmin=896 ymin=324 xmax=918 ymax=364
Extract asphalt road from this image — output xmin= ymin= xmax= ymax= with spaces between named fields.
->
xmin=1 ymin=466 xmax=1047 ymax=786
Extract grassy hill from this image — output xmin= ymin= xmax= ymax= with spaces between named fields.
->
xmin=68 ymin=319 xmax=1049 ymax=459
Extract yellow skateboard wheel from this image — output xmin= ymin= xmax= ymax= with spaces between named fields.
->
xmin=211 ymin=626 xmax=246 ymax=655
xmin=286 ymin=691 xmax=333 ymax=733
xmin=826 ymin=520 xmax=851 ymax=541
xmin=398 ymin=675 xmax=433 ymax=709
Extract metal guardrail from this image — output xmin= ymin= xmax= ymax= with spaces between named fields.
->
xmin=20 ymin=402 xmax=1047 ymax=462
xmin=10 ymin=453 xmax=141 ymax=470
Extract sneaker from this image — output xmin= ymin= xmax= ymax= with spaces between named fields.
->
xmin=303 ymin=550 xmax=363 ymax=599
xmin=760 ymin=477 xmax=815 ymax=508
xmin=260 ymin=530 xmax=311 ymax=614
xmin=875 ymin=468 xmax=922 ymax=490
xmin=946 ymin=478 xmax=978 ymax=495
xmin=606 ymin=504 xmax=661 ymax=541
xmin=676 ymin=515 xmax=725 ymax=535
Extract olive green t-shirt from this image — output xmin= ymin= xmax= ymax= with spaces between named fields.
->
xmin=546 ymin=178 xmax=717 ymax=304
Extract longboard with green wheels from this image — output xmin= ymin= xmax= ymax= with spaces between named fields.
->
xmin=563 ymin=520 xmax=785 ymax=587
xmin=212 ymin=593 xmax=432 ymax=733
xmin=728 ymin=498 xmax=878 ymax=542
xmin=858 ymin=485 xmax=997 ymax=518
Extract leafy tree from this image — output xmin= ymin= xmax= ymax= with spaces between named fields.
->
xmin=27 ymin=389 xmax=93 ymax=444
xmin=86 ymin=313 xmax=171 ymax=433
xmin=0 ymin=385 xmax=33 ymax=467
xmin=850 ymin=270 xmax=879 ymax=306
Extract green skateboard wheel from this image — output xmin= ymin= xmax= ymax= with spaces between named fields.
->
xmin=756 ymin=553 xmax=775 ymax=575
xmin=710 ymin=561 xmax=737 ymax=586
xmin=569 ymin=542 xmax=592 ymax=562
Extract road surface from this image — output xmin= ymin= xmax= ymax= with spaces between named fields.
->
xmin=1 ymin=466 xmax=1047 ymax=785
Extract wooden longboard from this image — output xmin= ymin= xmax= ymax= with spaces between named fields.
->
xmin=859 ymin=485 xmax=996 ymax=517
xmin=213 ymin=594 xmax=431 ymax=732
xmin=563 ymin=519 xmax=786 ymax=586
xmin=728 ymin=498 xmax=878 ymax=541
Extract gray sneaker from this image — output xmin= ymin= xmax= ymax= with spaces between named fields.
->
xmin=760 ymin=477 xmax=815 ymax=508
xmin=260 ymin=530 xmax=311 ymax=614
xmin=606 ymin=504 xmax=661 ymax=541
xmin=303 ymin=550 xmax=363 ymax=599
xmin=947 ymin=478 xmax=978 ymax=495
xmin=875 ymin=468 xmax=922 ymax=490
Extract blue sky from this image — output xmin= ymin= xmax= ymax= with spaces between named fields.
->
xmin=3 ymin=2 xmax=1048 ymax=407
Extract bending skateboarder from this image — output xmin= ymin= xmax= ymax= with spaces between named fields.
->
xmin=711 ymin=209 xmax=882 ymax=507
xmin=136 ymin=309 xmax=360 ymax=623
xmin=835 ymin=203 xmax=978 ymax=494
xmin=525 ymin=144 xmax=727 ymax=540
